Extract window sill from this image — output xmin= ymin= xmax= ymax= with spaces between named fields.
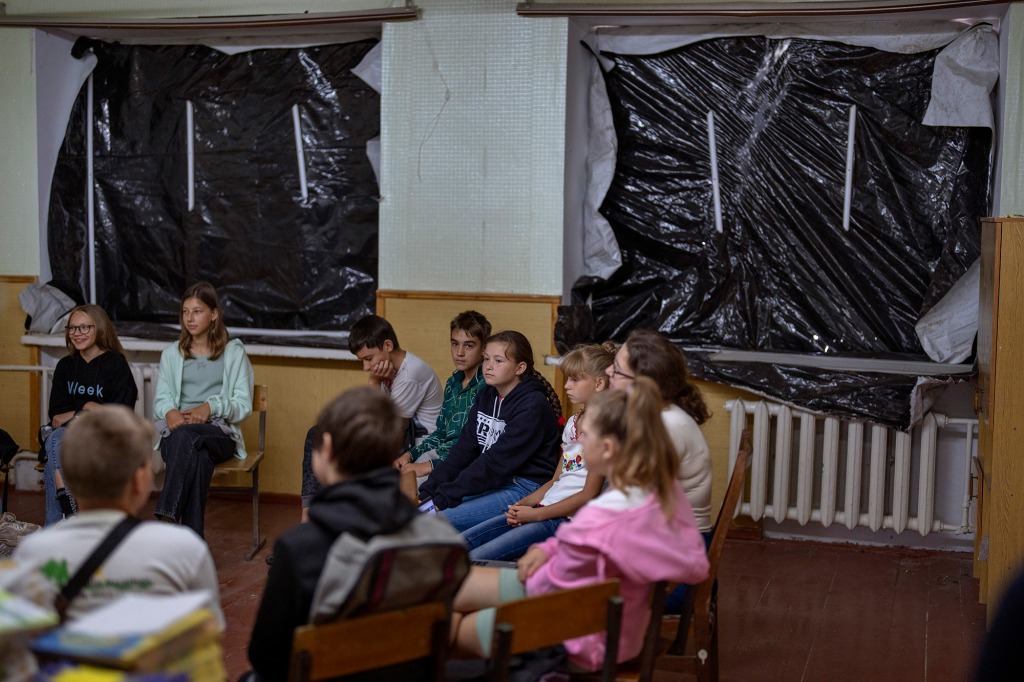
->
xmin=21 ymin=333 xmax=357 ymax=362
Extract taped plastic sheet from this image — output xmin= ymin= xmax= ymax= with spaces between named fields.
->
xmin=685 ymin=351 xmax=959 ymax=429
xmin=915 ymin=258 xmax=980 ymax=364
xmin=46 ymin=39 xmax=381 ymax=345
xmin=568 ymin=33 xmax=992 ymax=429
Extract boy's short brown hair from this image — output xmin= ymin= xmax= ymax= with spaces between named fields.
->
xmin=348 ymin=315 xmax=400 ymax=354
xmin=313 ymin=387 xmax=403 ymax=476
xmin=62 ymin=405 xmax=155 ymax=501
xmin=450 ymin=310 xmax=491 ymax=343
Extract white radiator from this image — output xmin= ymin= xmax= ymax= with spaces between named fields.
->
xmin=725 ymin=399 xmax=977 ymax=537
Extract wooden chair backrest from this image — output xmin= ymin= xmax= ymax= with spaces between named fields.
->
xmin=488 ymin=579 xmax=623 ymax=682
xmin=290 ymin=601 xmax=449 ymax=682
xmin=696 ymin=431 xmax=751 ymax=609
xmin=621 ymin=434 xmax=752 ymax=682
xmin=253 ymin=384 xmax=268 ymax=415
xmin=215 ymin=384 xmax=266 ymax=475
xmin=659 ymin=429 xmax=752 ymax=680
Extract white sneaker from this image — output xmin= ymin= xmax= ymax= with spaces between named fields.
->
xmin=0 ymin=512 xmax=41 ymax=536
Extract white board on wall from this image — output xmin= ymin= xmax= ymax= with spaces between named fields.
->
xmin=379 ymin=0 xmax=568 ymax=296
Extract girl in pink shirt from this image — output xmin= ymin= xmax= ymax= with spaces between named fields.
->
xmin=451 ymin=376 xmax=710 ymax=671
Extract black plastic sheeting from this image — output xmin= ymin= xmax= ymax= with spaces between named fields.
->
xmin=47 ymin=38 xmax=381 ymax=345
xmin=565 ymin=36 xmax=991 ymax=429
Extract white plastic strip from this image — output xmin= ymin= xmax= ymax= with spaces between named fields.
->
xmin=292 ymin=104 xmax=308 ymax=201
xmin=707 ymin=110 xmax=723 ymax=233
xmin=842 ymin=104 xmax=857 ymax=231
xmin=186 ymin=100 xmax=195 ymax=212
xmin=86 ymin=74 xmax=96 ymax=304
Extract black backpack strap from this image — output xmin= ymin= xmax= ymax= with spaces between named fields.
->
xmin=55 ymin=515 xmax=142 ymax=621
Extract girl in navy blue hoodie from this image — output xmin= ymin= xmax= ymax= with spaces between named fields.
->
xmin=419 ymin=331 xmax=561 ymax=532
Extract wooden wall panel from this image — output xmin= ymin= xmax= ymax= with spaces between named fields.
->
xmin=221 ymin=357 xmax=365 ymax=497
xmin=980 ymin=218 xmax=1024 ymax=615
xmin=0 ymin=277 xmax=39 ymax=449
xmin=377 ymin=291 xmax=561 ymax=389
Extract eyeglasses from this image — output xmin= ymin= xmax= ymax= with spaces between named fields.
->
xmin=65 ymin=324 xmax=96 ymax=335
xmin=610 ymin=365 xmax=635 ymax=380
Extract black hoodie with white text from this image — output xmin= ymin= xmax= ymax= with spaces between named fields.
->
xmin=48 ymin=351 xmax=138 ymax=419
xmin=420 ymin=373 xmax=561 ymax=510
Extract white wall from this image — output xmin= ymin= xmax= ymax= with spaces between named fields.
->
xmin=995 ymin=4 xmax=1024 ymax=216
xmin=0 ymin=28 xmax=40 ymax=277
xmin=379 ymin=0 xmax=567 ymax=295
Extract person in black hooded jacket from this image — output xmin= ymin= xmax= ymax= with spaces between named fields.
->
xmin=245 ymin=387 xmax=460 ymax=682
xmin=419 ymin=330 xmax=562 ymax=533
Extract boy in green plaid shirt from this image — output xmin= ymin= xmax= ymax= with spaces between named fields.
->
xmin=394 ymin=311 xmax=491 ymax=479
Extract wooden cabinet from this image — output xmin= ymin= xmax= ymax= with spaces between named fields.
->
xmin=976 ymin=217 xmax=1024 ymax=614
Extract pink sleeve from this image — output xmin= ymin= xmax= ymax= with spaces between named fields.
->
xmin=525 ymin=537 xmax=604 ymax=597
xmin=533 ymin=536 xmax=559 ymax=557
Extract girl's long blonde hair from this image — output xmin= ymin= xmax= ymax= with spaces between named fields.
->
xmin=586 ymin=376 xmax=680 ymax=518
xmin=177 ymin=282 xmax=229 ymax=360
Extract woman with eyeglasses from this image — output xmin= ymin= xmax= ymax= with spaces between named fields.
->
xmin=605 ymin=328 xmax=713 ymax=614
xmin=43 ymin=304 xmax=138 ymax=525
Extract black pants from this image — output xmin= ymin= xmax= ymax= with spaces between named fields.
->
xmin=156 ymin=424 xmax=235 ymax=538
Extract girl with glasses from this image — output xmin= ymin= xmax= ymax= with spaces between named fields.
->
xmin=606 ymin=328 xmax=712 ymax=613
xmin=44 ymin=304 xmax=138 ymax=525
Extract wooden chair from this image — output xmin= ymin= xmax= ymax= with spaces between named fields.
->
xmin=654 ymin=430 xmax=752 ymax=682
xmin=290 ymin=600 xmax=451 ymax=682
xmin=487 ymin=578 xmax=623 ymax=682
xmin=211 ymin=384 xmax=267 ymax=560
xmin=292 ymin=542 xmax=469 ymax=681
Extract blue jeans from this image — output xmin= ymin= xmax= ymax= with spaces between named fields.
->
xmin=43 ymin=426 xmax=76 ymax=526
xmin=438 ymin=478 xmax=542 ymax=533
xmin=463 ymin=513 xmax=566 ymax=561
xmin=155 ymin=424 xmax=235 ymax=538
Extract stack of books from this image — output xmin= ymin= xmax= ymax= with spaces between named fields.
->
xmin=0 ymin=588 xmax=60 ymax=680
xmin=31 ymin=592 xmax=224 ymax=682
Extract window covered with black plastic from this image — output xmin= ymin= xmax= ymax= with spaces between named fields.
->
xmin=567 ymin=37 xmax=991 ymax=429
xmin=47 ymin=39 xmax=381 ymax=343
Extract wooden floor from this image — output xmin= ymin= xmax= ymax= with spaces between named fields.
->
xmin=5 ymin=489 xmax=988 ymax=681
